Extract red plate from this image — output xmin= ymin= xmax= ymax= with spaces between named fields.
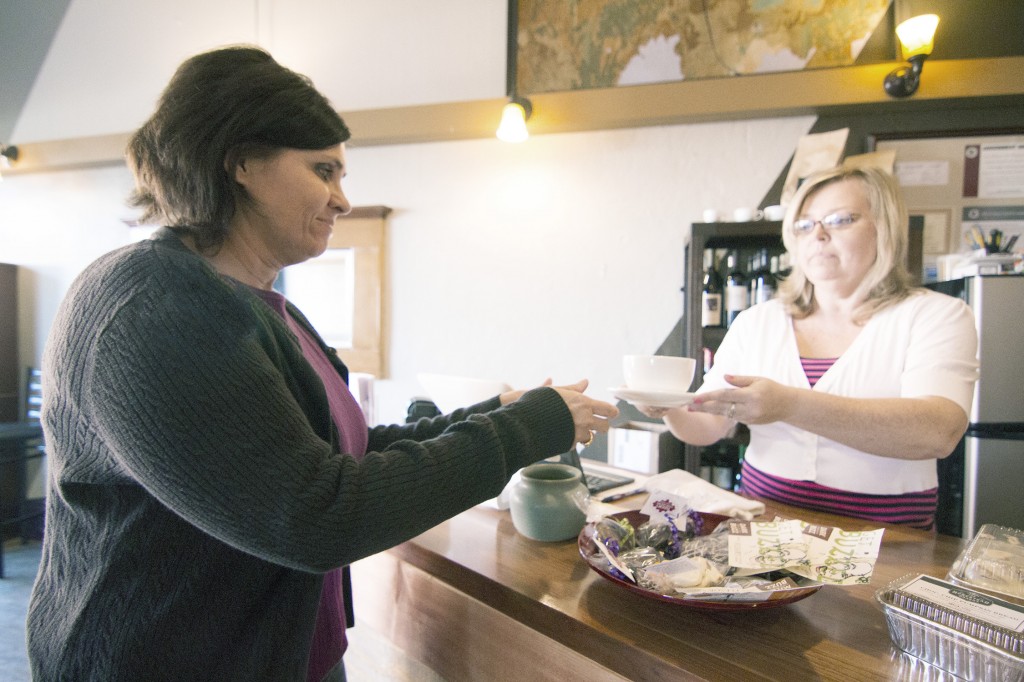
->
xmin=578 ymin=510 xmax=822 ymax=611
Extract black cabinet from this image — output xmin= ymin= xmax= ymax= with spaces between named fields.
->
xmin=0 ymin=264 xmax=16 ymax=422
xmin=681 ymin=221 xmax=785 ymax=487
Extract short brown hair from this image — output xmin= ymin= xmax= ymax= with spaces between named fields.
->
xmin=126 ymin=45 xmax=351 ymax=250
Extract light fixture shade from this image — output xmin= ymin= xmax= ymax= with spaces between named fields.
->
xmin=0 ymin=144 xmax=17 ymax=177
xmin=896 ymin=14 xmax=939 ymax=60
xmin=496 ymin=101 xmax=530 ymax=143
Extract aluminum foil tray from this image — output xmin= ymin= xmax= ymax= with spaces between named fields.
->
xmin=876 ymin=574 xmax=1023 ymax=681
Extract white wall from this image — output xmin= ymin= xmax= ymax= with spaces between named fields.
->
xmin=1 ymin=165 xmax=136 ymax=375
xmin=1 ymin=116 xmax=813 ymax=425
xmin=12 ymin=0 xmax=507 ymax=143
xmin=345 ymin=119 xmax=813 ymax=422
xmin=1 ymin=0 xmax=815 ymax=427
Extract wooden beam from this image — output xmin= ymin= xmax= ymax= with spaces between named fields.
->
xmin=526 ymin=56 xmax=1024 ymax=134
xmin=6 ymin=56 xmax=1024 ymax=174
xmin=7 ymin=132 xmax=131 ymax=174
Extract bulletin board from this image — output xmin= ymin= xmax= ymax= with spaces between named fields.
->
xmin=868 ymin=130 xmax=1024 ymax=281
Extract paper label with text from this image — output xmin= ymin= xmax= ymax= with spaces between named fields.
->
xmin=728 ymin=519 xmax=884 ymax=585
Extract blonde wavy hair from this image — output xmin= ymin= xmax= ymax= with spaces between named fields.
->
xmin=776 ymin=165 xmax=917 ymax=323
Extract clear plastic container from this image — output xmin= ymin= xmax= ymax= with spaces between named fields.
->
xmin=875 ymin=574 xmax=1024 ymax=681
xmin=948 ymin=524 xmax=1024 ymax=604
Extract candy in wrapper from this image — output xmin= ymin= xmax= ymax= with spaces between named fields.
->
xmin=639 ymin=556 xmax=726 ymax=594
xmin=636 ymin=520 xmax=671 ymax=548
xmin=637 ymin=520 xmax=682 ymax=559
xmin=676 ymin=525 xmax=731 ymax=567
xmin=618 ymin=547 xmax=665 ymax=573
xmin=592 ymin=535 xmax=636 ymax=582
xmin=686 ymin=509 xmax=705 ymax=536
xmin=637 ymin=491 xmax=705 ymax=560
xmin=595 ymin=516 xmax=636 ymax=556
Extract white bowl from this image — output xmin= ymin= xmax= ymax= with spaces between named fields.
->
xmin=417 ymin=373 xmax=511 ymax=414
xmin=622 ymin=355 xmax=696 ymax=393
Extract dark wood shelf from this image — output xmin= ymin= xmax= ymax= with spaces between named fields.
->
xmin=683 ymin=220 xmax=784 ymax=377
xmin=681 ymin=220 xmax=784 ymax=477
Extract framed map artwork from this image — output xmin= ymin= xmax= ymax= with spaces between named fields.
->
xmin=514 ymin=0 xmax=892 ymax=95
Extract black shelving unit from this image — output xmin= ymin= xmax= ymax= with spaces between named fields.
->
xmin=681 ymin=220 xmax=784 ymax=484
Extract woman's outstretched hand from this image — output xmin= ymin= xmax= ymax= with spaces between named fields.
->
xmin=688 ymin=374 xmax=793 ymax=425
xmin=634 ymin=404 xmax=671 ymax=419
xmin=502 ymin=378 xmax=619 ymax=445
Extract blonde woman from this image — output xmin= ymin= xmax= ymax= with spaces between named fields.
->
xmin=645 ymin=166 xmax=977 ymax=529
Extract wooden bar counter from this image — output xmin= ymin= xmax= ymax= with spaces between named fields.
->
xmin=351 ymin=494 xmax=968 ymax=681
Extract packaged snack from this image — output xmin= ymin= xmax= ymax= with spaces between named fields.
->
xmin=876 ymin=573 xmax=1024 ymax=680
xmin=948 ymin=524 xmax=1024 ymax=604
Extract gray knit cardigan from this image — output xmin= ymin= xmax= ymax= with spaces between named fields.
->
xmin=27 ymin=229 xmax=574 ymax=680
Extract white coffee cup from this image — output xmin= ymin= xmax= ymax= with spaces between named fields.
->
xmin=764 ymin=204 xmax=786 ymax=221
xmin=623 ymin=355 xmax=696 ymax=393
xmin=732 ymin=207 xmax=764 ymax=222
xmin=702 ymin=208 xmax=720 ymax=223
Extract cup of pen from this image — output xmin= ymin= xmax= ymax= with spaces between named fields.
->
xmin=970 ymin=226 xmax=1017 ymax=254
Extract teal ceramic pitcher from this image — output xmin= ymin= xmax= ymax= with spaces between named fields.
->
xmin=509 ymin=462 xmax=589 ymax=541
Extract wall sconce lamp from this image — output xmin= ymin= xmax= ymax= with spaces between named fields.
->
xmin=0 ymin=143 xmax=18 ymax=167
xmin=0 ymin=144 xmax=18 ymax=179
xmin=496 ymin=96 xmax=532 ymax=143
xmin=884 ymin=14 xmax=940 ymax=98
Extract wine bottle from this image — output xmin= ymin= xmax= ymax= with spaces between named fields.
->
xmin=699 ymin=450 xmax=713 ymax=482
xmin=751 ymin=248 xmax=776 ymax=304
xmin=724 ymin=252 xmax=748 ymax=327
xmin=701 ymin=250 xmax=724 ymax=328
xmin=777 ymin=252 xmax=791 ymax=279
xmin=747 ymin=251 xmax=761 ymax=303
xmin=711 ymin=445 xmax=735 ymax=490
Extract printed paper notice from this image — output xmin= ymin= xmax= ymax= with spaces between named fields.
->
xmin=782 ymin=128 xmax=849 ymax=206
xmin=964 ymin=143 xmax=1024 ymax=198
xmin=895 ymin=160 xmax=949 ymax=187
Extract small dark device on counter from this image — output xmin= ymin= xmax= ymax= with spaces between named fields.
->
xmin=406 ymin=398 xmax=441 ymax=422
xmin=562 ymin=448 xmax=634 ymax=495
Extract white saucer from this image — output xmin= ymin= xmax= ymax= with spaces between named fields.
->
xmin=611 ymin=386 xmax=696 ymax=409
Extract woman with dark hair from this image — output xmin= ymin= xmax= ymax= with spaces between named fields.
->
xmin=642 ymin=166 xmax=978 ymax=530
xmin=27 ymin=46 xmax=617 ymax=681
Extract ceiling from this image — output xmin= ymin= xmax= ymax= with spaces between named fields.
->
xmin=0 ymin=0 xmax=71 ymax=142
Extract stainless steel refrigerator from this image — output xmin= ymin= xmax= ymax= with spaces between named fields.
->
xmin=929 ymin=274 xmax=1024 ymax=538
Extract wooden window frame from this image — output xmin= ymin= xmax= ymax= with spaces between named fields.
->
xmin=325 ymin=205 xmax=391 ymax=377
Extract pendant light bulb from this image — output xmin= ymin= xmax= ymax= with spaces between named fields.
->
xmin=496 ymin=98 xmax=531 ymax=143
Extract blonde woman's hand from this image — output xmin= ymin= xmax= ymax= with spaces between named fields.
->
xmin=634 ymin=404 xmax=672 ymax=419
xmin=689 ymin=374 xmax=793 ymax=424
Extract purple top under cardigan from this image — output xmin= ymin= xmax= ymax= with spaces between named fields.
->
xmin=252 ymin=287 xmax=367 ymax=682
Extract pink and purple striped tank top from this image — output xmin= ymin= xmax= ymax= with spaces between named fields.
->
xmin=739 ymin=356 xmax=938 ymax=530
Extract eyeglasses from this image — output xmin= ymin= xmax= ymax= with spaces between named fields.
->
xmin=791 ymin=211 xmax=861 ymax=235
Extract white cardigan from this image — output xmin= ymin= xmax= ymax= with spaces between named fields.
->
xmin=699 ymin=290 xmax=978 ymax=495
